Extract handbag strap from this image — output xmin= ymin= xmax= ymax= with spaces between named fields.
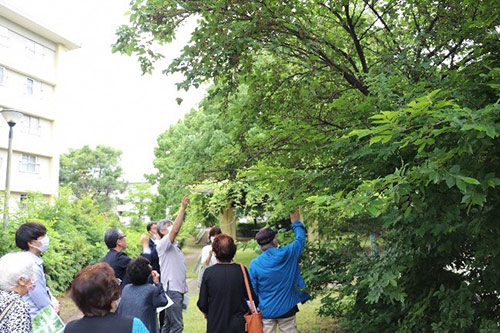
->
xmin=0 ymin=300 xmax=16 ymax=323
xmin=240 ymin=263 xmax=257 ymax=314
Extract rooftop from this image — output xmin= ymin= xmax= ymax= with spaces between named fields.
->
xmin=0 ymin=1 xmax=79 ymax=50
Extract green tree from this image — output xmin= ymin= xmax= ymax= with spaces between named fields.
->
xmin=122 ymin=183 xmax=154 ymax=227
xmin=114 ymin=0 xmax=500 ymax=331
xmin=60 ymin=145 xmax=127 ymax=211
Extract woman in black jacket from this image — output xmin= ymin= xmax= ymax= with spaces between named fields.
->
xmin=197 ymin=234 xmax=259 ymax=333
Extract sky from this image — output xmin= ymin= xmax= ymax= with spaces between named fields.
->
xmin=7 ymin=0 xmax=205 ymax=182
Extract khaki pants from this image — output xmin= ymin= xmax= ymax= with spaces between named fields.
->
xmin=263 ymin=315 xmax=298 ymax=333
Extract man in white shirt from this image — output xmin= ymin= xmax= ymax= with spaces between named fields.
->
xmin=157 ymin=196 xmax=189 ymax=333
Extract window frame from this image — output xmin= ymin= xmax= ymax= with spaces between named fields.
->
xmin=19 ymin=115 xmax=41 ymax=136
xmin=19 ymin=154 xmax=40 ymax=174
xmin=26 ymin=77 xmax=34 ymax=95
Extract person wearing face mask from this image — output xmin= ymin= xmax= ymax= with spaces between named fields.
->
xmin=0 ymin=252 xmax=36 ymax=333
xmin=140 ymin=221 xmax=161 ymax=273
xmin=156 ymin=196 xmax=189 ymax=333
xmin=140 ymin=220 xmax=165 ymax=328
xmin=15 ymin=222 xmax=59 ymax=319
xmin=197 ymin=227 xmax=222 ymax=289
xmin=201 ymin=227 xmax=222 ymax=267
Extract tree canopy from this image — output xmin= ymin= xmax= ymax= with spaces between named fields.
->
xmin=59 ymin=145 xmax=127 ymax=211
xmin=114 ymin=0 xmax=500 ymax=331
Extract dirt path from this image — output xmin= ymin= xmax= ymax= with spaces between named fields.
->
xmin=59 ymin=238 xmax=205 ymax=323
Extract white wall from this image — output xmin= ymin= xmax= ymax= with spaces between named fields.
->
xmin=0 ymin=14 xmax=61 ymax=202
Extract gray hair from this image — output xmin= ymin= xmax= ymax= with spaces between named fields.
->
xmin=0 ymin=252 xmax=34 ymax=290
xmin=104 ymin=228 xmax=122 ymax=249
xmin=157 ymin=219 xmax=173 ymax=234
xmin=259 ymin=241 xmax=277 ymax=252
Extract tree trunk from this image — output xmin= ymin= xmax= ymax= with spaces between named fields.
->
xmin=219 ymin=206 xmax=236 ymax=239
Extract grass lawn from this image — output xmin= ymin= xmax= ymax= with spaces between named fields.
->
xmin=184 ymin=240 xmax=259 ymax=279
xmin=60 ymin=238 xmax=341 ymax=331
xmin=234 ymin=247 xmax=259 ymax=267
xmin=185 ymin=295 xmax=340 ymax=332
xmin=184 ymin=246 xmax=340 ymax=332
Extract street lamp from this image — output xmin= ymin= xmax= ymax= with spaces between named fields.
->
xmin=0 ymin=108 xmax=24 ymax=227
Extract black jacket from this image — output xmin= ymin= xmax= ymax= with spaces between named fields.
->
xmin=102 ymin=249 xmax=131 ymax=289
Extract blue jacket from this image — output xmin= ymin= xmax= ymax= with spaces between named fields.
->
xmin=249 ymin=221 xmax=311 ymax=319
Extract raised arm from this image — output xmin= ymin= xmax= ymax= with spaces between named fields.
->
xmin=288 ymin=210 xmax=306 ymax=256
xmin=169 ymin=196 xmax=189 ymax=243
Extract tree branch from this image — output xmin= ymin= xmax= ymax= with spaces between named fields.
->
xmin=344 ymin=3 xmax=368 ymax=73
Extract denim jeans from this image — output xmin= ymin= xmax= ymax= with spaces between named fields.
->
xmin=161 ymin=290 xmax=184 ymax=333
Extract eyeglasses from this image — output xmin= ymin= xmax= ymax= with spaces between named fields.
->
xmin=118 ymin=235 xmax=127 ymax=239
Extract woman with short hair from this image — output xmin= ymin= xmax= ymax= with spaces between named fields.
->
xmin=15 ymin=222 xmax=59 ymax=318
xmin=197 ymin=234 xmax=259 ymax=333
xmin=0 ymin=252 xmax=35 ymax=333
xmin=117 ymin=256 xmax=167 ymax=333
xmin=64 ymin=262 xmax=148 ymax=333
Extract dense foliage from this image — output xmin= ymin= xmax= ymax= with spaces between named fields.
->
xmin=0 ymin=189 xmax=146 ymax=294
xmin=114 ymin=0 xmax=499 ymax=331
xmin=60 ymin=145 xmax=127 ymax=211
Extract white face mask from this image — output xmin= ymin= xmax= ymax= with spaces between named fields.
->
xmin=167 ymin=225 xmax=173 ymax=234
xmin=34 ymin=236 xmax=49 ymax=253
xmin=210 ymin=236 xmax=215 ymax=243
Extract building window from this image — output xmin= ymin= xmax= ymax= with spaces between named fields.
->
xmin=20 ymin=116 xmax=41 ymax=135
xmin=19 ymin=154 xmax=40 ymax=173
xmin=0 ymin=67 xmax=4 ymax=86
xmin=19 ymin=194 xmax=28 ymax=209
xmin=26 ymin=78 xmax=33 ymax=95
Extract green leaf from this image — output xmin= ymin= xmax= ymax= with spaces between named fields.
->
xmin=404 ymin=206 xmax=412 ymax=218
xmin=462 ymin=177 xmax=480 ymax=185
xmin=471 ymin=193 xmax=486 ymax=206
xmin=445 ymin=175 xmax=456 ymax=188
xmin=456 ymin=179 xmax=467 ymax=192
xmin=366 ymin=205 xmax=380 ymax=217
xmin=348 ymin=129 xmax=371 ymax=138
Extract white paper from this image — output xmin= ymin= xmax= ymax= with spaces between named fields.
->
xmin=156 ymin=294 xmax=174 ymax=313
xmin=246 ymin=300 xmax=257 ymax=312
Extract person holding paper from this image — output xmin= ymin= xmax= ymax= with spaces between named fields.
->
xmin=15 ymin=222 xmax=60 ymax=319
xmin=117 ymin=256 xmax=167 ymax=333
xmin=0 ymin=252 xmax=35 ymax=333
xmin=197 ymin=234 xmax=259 ymax=333
xmin=156 ymin=196 xmax=189 ymax=333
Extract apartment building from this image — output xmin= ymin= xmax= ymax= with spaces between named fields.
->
xmin=0 ymin=2 xmax=78 ymax=209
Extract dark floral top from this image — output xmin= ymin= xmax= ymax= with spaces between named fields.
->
xmin=0 ymin=290 xmax=32 ymax=333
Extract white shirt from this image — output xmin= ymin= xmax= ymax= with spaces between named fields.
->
xmin=201 ymin=244 xmax=217 ymax=267
xmin=156 ymin=236 xmax=188 ymax=293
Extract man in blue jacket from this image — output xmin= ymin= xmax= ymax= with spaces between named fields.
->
xmin=249 ymin=211 xmax=310 ymax=333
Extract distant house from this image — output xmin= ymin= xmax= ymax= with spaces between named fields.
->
xmin=0 ymin=2 xmax=78 ymax=209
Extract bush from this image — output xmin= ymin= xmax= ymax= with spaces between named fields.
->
xmin=0 ymin=188 xmax=146 ymax=294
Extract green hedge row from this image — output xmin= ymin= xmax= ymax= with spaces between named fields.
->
xmin=0 ymin=188 xmax=145 ymax=294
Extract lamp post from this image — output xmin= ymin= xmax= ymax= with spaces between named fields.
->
xmin=0 ymin=109 xmax=24 ymax=227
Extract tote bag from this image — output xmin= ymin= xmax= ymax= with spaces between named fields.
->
xmin=240 ymin=264 xmax=263 ymax=333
